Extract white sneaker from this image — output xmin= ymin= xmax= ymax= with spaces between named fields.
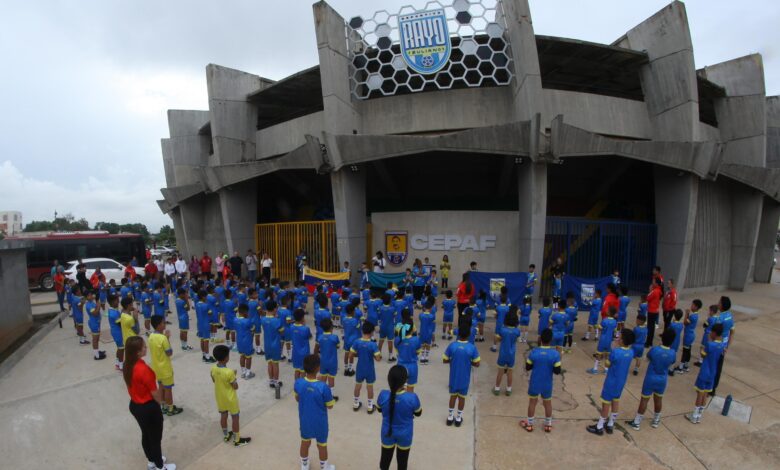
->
xmin=301 ymin=463 xmax=309 ymax=470
xmin=245 ymin=371 xmax=255 ymax=379
xmin=147 ymin=457 xmax=166 ymax=469
xmin=323 ymin=465 xmax=335 ymax=470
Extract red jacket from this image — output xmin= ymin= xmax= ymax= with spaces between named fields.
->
xmin=647 ymin=286 xmax=662 ymax=313
xmin=200 ymin=256 xmax=212 ymax=273
xmin=601 ymin=292 xmax=619 ymax=318
xmin=662 ymin=288 xmax=677 ymax=312
xmin=145 ymin=262 xmax=158 ymax=277
xmin=456 ymin=282 xmax=474 ymax=304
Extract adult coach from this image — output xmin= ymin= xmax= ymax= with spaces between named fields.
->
xmin=200 ymin=252 xmax=212 ymax=278
xmin=645 ymin=279 xmax=662 ymax=348
xmin=124 ymin=336 xmax=176 ymax=470
xmin=662 ymin=278 xmax=677 ymax=330
xmin=372 ymin=251 xmax=386 ymax=273
xmin=456 ymin=272 xmax=475 ymax=316
xmin=246 ymin=250 xmax=258 ymax=283
xmin=711 ymin=296 xmax=735 ymax=396
xmin=260 ymin=252 xmax=273 ymax=282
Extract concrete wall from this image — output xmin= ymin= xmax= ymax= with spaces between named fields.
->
xmin=653 ymin=166 xmax=698 ymax=289
xmin=686 ymin=180 xmax=732 ymax=288
xmin=754 ymin=197 xmax=780 ymax=282
xmin=0 ymin=242 xmax=33 ymax=353
xmin=767 ymin=96 xmax=780 ymax=168
xmin=370 ymin=211 xmax=520 ymax=275
xmin=540 ymin=89 xmax=652 ymax=139
xmin=256 ymin=112 xmax=324 ymax=160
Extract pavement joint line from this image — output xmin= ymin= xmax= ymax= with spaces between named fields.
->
xmin=661 ymin=418 xmax=712 ymax=469
xmin=0 ymin=370 xmax=121 ymax=408
xmin=742 ymin=387 xmax=780 ymax=403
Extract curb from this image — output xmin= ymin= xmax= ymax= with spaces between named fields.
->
xmin=0 ymin=314 xmax=62 ymax=380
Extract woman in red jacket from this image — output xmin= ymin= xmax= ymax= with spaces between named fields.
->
xmin=456 ymin=272 xmax=475 ymax=316
xmin=600 ymin=283 xmax=620 ymax=320
xmin=662 ymin=278 xmax=677 ymax=330
xmin=645 ymin=279 xmax=663 ymax=348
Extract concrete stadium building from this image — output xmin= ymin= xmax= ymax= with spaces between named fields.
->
xmin=158 ymin=0 xmax=780 ymax=293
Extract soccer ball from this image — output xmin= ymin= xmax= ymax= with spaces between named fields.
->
xmin=421 ymin=55 xmax=434 ymax=67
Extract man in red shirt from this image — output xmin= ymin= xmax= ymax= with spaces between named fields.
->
xmin=200 ymin=252 xmax=213 ymax=278
xmin=125 ymin=263 xmax=137 ymax=281
xmin=662 ymin=278 xmax=677 ymax=329
xmin=645 ymin=279 xmax=663 ymax=347
xmin=145 ymin=258 xmax=158 ymax=281
xmin=54 ymin=268 xmax=66 ymax=313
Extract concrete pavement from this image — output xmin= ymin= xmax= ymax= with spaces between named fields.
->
xmin=2 ymin=278 xmax=780 ymax=469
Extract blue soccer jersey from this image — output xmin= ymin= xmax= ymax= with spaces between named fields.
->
xmin=396 ymin=335 xmax=421 ymax=385
xmin=496 ymin=326 xmax=521 ymax=369
xmin=565 ymin=305 xmax=578 ymax=334
xmin=618 ymin=295 xmax=631 ymax=323
xmin=85 ymin=300 xmax=100 ymax=334
xmin=641 ymin=345 xmax=677 ymax=397
xmin=294 ymin=377 xmax=334 ymax=444
xmin=638 ymin=302 xmax=648 ymax=319
xmin=527 ymin=346 xmax=561 ymax=400
xmin=683 ymin=312 xmax=699 ymax=348
xmin=175 ymin=298 xmax=189 ymax=331
xmin=235 ymin=316 xmax=254 ymax=356
xmin=668 ymin=320 xmax=684 ymax=352
xmin=377 ymin=390 xmax=422 ymax=450
xmin=441 ymin=299 xmax=456 ymax=323
xmin=694 ymin=339 xmax=726 ymax=393
xmin=196 ymin=300 xmax=210 ymax=339
xmin=261 ymin=315 xmax=284 ymax=362
xmin=419 ymin=311 xmax=436 ymax=345
xmin=718 ymin=311 xmax=735 ymax=343
xmin=379 ymin=304 xmax=396 ymax=339
xmin=342 ymin=316 xmax=361 ymax=350
xmin=153 ymin=291 xmax=165 ymax=316
xmin=108 ymin=307 xmax=123 ymax=347
xmin=317 ymin=332 xmax=340 ymax=377
xmin=290 ymin=323 xmax=312 ymax=371
xmin=495 ymin=303 xmax=511 ymax=332
xmin=278 ymin=307 xmax=293 ymax=342
xmin=314 ymin=306 xmax=332 ymax=337
xmin=248 ymin=299 xmax=262 ymax=333
xmin=632 ymin=325 xmax=648 ymax=358
xmin=140 ymin=292 xmax=152 ymax=318
xmin=222 ymin=299 xmax=237 ymax=331
xmin=367 ymin=298 xmax=381 ymax=325
xmin=600 ymin=347 xmax=634 ymax=403
xmin=550 ymin=311 xmax=569 ymax=346
xmin=597 ymin=317 xmax=617 ymax=353
xmin=443 ymin=340 xmax=480 ymax=396
xmin=519 ymin=304 xmax=532 ymax=326
xmin=71 ymin=295 xmax=83 ymax=324
xmin=351 ymin=338 xmax=381 ymax=384
xmin=588 ymin=298 xmax=603 ymax=326
xmin=537 ymin=307 xmax=553 ymax=336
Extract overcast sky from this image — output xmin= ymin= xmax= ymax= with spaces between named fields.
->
xmin=1 ymin=0 xmax=777 ymax=233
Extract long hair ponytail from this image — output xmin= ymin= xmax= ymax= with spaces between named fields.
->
xmin=123 ymin=336 xmax=145 ymax=388
xmin=385 ymin=365 xmax=408 ymax=437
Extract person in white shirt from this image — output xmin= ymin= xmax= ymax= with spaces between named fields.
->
xmin=260 ymin=252 xmax=273 ymax=282
xmin=154 ymin=257 xmax=165 ymax=276
xmin=164 ymin=259 xmax=176 ymax=286
xmin=372 ymin=251 xmax=386 ymax=273
xmin=245 ymin=250 xmax=258 ymax=283
xmin=174 ymin=256 xmax=187 ymax=278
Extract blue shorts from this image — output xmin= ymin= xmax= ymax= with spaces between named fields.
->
xmin=111 ymin=331 xmax=123 ymax=348
xmin=142 ymin=309 xmax=152 ymax=319
xmin=88 ymin=318 xmax=101 ymax=335
xmin=73 ymin=312 xmax=84 ymax=325
xmin=356 ymin=367 xmax=376 ymax=384
xmin=588 ymin=312 xmax=599 ymax=326
xmin=497 ymin=354 xmax=516 ymax=369
xmin=379 ymin=324 xmax=395 ymax=340
xmin=600 ymin=386 xmax=624 ymax=403
xmin=381 ymin=430 xmax=413 ymax=450
xmin=320 ymin=360 xmax=338 ymax=377
xmin=292 ymin=354 xmax=305 ymax=371
xmin=265 ymin=346 xmax=281 ymax=363
xmin=551 ymin=332 xmax=564 ymax=347
xmin=519 ymin=316 xmax=530 ymax=327
xmin=419 ymin=331 xmax=433 ymax=346
xmin=254 ymin=319 xmax=263 ymax=334
xmin=617 ymin=311 xmax=627 ymax=323
xmin=400 ymin=362 xmax=418 ymax=385
xmin=632 ymin=344 xmax=645 ymax=358
xmin=238 ymin=342 xmax=253 ymax=357
xmin=178 ymin=315 xmax=189 ymax=331
xmin=197 ymin=321 xmax=210 ymax=339
xmin=343 ymin=336 xmax=357 ymax=352
xmin=597 ymin=338 xmax=612 ymax=354
xmin=224 ymin=316 xmax=235 ymax=332
xmin=449 ymin=384 xmax=469 ymax=397
xmin=300 ymin=424 xmax=328 ymax=445
xmin=443 ymin=312 xmax=454 ymax=323
xmin=695 ymin=374 xmax=715 ymax=393
xmin=528 ymin=381 xmax=553 ymax=400
xmin=476 ymin=312 xmax=486 ymax=324
xmin=641 ymin=375 xmax=668 ymax=398
xmin=283 ymin=328 xmax=293 ymax=343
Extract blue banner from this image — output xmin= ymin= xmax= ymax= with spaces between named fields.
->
xmin=367 ymin=272 xmax=407 ymax=289
xmin=562 ymin=275 xmax=613 ymax=310
xmin=468 ymin=272 xmax=529 ymax=308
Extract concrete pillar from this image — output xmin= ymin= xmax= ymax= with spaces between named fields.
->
xmin=754 ymin=197 xmax=780 ymax=283
xmin=219 ymin=180 xmax=258 ymax=257
xmin=729 ymin=188 xmax=763 ymax=289
xmin=768 ymin=96 xmax=780 ymax=168
xmin=517 ymin=161 xmax=547 ymax=293
xmin=180 ymin=199 xmax=205 ymax=257
xmin=654 ymin=166 xmax=698 ymax=289
xmin=169 ymin=208 xmax=188 ymax=257
xmin=331 ymin=169 xmax=366 ymax=283
xmin=700 ymin=55 xmax=767 ymax=167
xmin=502 ymin=0 xmax=543 ymax=121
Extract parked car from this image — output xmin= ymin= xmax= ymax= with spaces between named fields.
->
xmin=63 ymin=258 xmax=146 ymax=284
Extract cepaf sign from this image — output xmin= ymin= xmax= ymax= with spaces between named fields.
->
xmin=410 ymin=234 xmax=496 ymax=252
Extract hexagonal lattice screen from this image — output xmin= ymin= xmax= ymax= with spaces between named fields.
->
xmin=348 ymin=0 xmax=514 ymax=100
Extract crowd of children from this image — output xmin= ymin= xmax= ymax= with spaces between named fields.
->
xmin=64 ymin=262 xmax=737 ymax=469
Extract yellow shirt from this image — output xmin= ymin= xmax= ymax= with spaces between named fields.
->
xmin=148 ymin=332 xmax=173 ymax=379
xmin=120 ymin=313 xmax=137 ymax=344
xmin=211 ymin=364 xmax=238 ymax=413
xmin=440 ymin=262 xmax=451 ymax=278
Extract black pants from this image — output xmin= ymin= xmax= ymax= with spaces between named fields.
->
xmin=380 ymin=446 xmax=410 ymax=470
xmin=457 ymin=302 xmax=468 ymax=316
xmin=129 ymin=400 xmax=164 ymax=468
xmin=441 ymin=278 xmax=448 ymax=288
xmin=262 ymin=267 xmax=271 ymax=282
xmin=412 ymin=285 xmax=424 ymax=302
xmin=681 ymin=346 xmax=691 ymax=364
xmin=645 ymin=312 xmax=659 ymax=347
xmin=713 ymin=353 xmax=726 ymax=393
xmin=662 ymin=310 xmax=674 ymax=330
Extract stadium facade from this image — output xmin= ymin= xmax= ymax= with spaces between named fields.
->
xmin=158 ymin=0 xmax=780 ymax=293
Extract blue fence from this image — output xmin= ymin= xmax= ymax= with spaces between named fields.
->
xmin=542 ymin=217 xmax=657 ymax=295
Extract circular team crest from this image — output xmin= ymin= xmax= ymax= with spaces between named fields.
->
xmin=399 ymin=8 xmax=452 ymax=75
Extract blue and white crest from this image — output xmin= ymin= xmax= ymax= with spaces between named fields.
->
xmin=399 ymin=8 xmax=451 ymax=75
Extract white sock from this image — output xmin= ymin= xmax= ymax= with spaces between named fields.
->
xmin=597 ymin=417 xmax=605 ymax=429
xmin=118 ymin=361 xmax=123 ymax=370
xmin=93 ymin=349 xmax=99 ymax=358
xmin=319 ymin=461 xmax=328 ymax=470
xmin=585 ymin=331 xmax=590 ymax=339
xmin=634 ymin=413 xmax=644 ymax=424
xmin=448 ymin=408 xmax=454 ymax=418
xmin=593 ymin=359 xmax=600 ymax=370
xmin=506 ymin=386 xmax=512 ymax=392
xmin=653 ymin=412 xmax=661 ymax=421
xmin=608 ymin=413 xmax=617 ymax=427
xmin=456 ymin=409 xmax=463 ymax=420
xmin=301 ymin=457 xmax=309 ymax=467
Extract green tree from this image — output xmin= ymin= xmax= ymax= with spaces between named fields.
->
xmin=156 ymin=225 xmax=176 ymax=245
xmin=94 ymin=222 xmax=120 ymax=234
xmin=24 ymin=220 xmax=56 ymax=232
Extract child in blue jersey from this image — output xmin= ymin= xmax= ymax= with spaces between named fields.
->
xmin=525 ymin=264 xmax=537 ymax=298
xmin=403 ymin=287 xmax=414 ymax=314
xmin=175 ymin=288 xmax=193 ymax=351
xmin=429 ymin=269 xmax=439 ymax=298
xmin=378 ymin=294 xmax=397 ymax=362
xmin=586 ymin=328 xmax=636 ymax=436
xmin=628 ymin=328 xmax=677 ymax=430
xmin=119 ymin=278 xmax=133 ymax=303
xmin=222 ymin=290 xmax=238 ymax=349
xmin=314 ymin=296 xmax=332 ymax=340
xmin=153 ymin=284 xmax=166 ymax=323
xmin=549 ymin=302 xmax=569 ymax=353
xmin=687 ymin=323 xmax=726 ymax=424
xmin=377 ymin=365 xmax=422 ymax=470
xmin=366 ymin=291 xmax=381 ymax=330
xmin=235 ymin=303 xmax=256 ymax=379
xmin=393 ymin=290 xmax=407 ymax=326
xmin=342 ymin=303 xmax=361 ymax=377
xmin=695 ymin=304 xmax=720 ymax=366
xmin=617 ymin=286 xmax=631 ymax=333
xmin=329 ymin=290 xmax=341 ymax=328
xmin=494 ymin=307 xmax=521 ymax=396
xmin=85 ymin=290 xmax=106 ymax=360
xmin=107 ymin=294 xmax=124 ymax=370
xmin=291 ymin=309 xmax=313 ymax=381
xmin=395 ymin=311 xmax=421 ymax=392
xmin=666 ymin=309 xmax=684 ymax=376
xmin=441 ymin=290 xmax=456 ymax=340
xmin=536 ymin=297 xmax=553 ymax=343
xmin=350 ymin=322 xmax=382 ymax=413
xmin=196 ymin=290 xmax=216 ymax=363
xmin=247 ymin=288 xmax=264 ymax=356
xmin=638 ymin=294 xmax=648 ymax=321
xmin=418 ymin=299 xmax=436 ymax=364
xmin=674 ymin=299 xmax=701 ymax=374
xmin=519 ymin=295 xmax=532 ymax=343
xmin=278 ymin=296 xmax=294 ymax=362
xmin=491 ymin=290 xmax=511 ymax=353
xmin=632 ymin=315 xmax=648 ymax=375
xmin=361 ymin=285 xmax=370 ymax=306
xmin=453 ymin=309 xmax=478 ymax=345
xmin=140 ymin=284 xmax=152 ymax=335
xmin=98 ymin=280 xmax=108 ymax=308
xmin=71 ymin=285 xmax=88 ymax=345
xmin=564 ymin=293 xmax=578 ymax=353
xmin=583 ymin=289 xmax=602 ymax=341
xmin=520 ymin=328 xmax=562 ymax=432
xmin=314 ymin=318 xmax=340 ymax=400
xmin=206 ymin=285 xmax=221 ymax=343
xmin=475 ymin=290 xmax=488 ymax=342
xmin=261 ymin=300 xmax=285 ymax=390
xmin=588 ymin=306 xmax=618 ymax=374
xmin=443 ymin=324 xmax=481 ymax=427
xmin=295 ymin=354 xmax=336 ymax=470
xmin=337 ymin=291 xmax=351 ymax=327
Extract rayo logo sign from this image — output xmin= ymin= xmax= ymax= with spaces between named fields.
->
xmin=410 ymin=234 xmax=496 ymax=252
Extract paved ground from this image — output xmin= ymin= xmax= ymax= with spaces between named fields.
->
xmin=5 ymin=278 xmax=780 ymax=469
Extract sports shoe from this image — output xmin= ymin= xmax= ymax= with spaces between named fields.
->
xmin=353 ymin=402 xmax=362 ymax=412
xmin=454 ymin=416 xmax=463 ymax=427
xmin=505 ymin=390 xmax=512 ymax=396
xmin=586 ymin=424 xmax=604 ymax=436
xmin=651 ymin=416 xmax=661 ymax=428
xmin=668 ymin=369 xmax=675 ymax=377
xmin=627 ymin=420 xmax=640 ymax=431
xmin=167 ymin=406 xmax=183 ymax=416
xmin=388 ymin=357 xmax=396 ymax=363
xmin=681 ymin=366 xmax=690 ymax=374
xmin=492 ymin=388 xmax=500 ymax=396
xmin=685 ymin=413 xmax=700 ymax=424
xmin=181 ymin=345 xmax=194 ymax=351
xmin=202 ymin=356 xmax=216 ymax=363
xmin=632 ymin=368 xmax=639 ymax=376
xmin=245 ymin=371 xmax=255 ymax=379
xmin=490 ymin=345 xmax=497 ymax=352
xmin=580 ymin=336 xmax=589 ymax=341
xmin=301 ymin=462 xmax=310 ymax=470
xmin=605 ymin=425 xmax=614 ymax=434
xmin=94 ymin=352 xmax=107 ymax=360
xmin=441 ymin=334 xmax=447 ymax=340
xmin=446 ymin=415 xmax=454 ymax=426
xmin=223 ymin=431 xmax=234 ymax=442
xmin=693 ymin=360 xmax=702 ymax=367
xmin=586 ymin=368 xmax=600 ymax=375
xmin=79 ymin=339 xmax=90 ymax=345
xmin=256 ymin=349 xmax=265 ymax=356
xmin=147 ymin=456 xmax=166 ymax=469
xmin=322 ymin=464 xmax=335 ymax=470
xmin=234 ymin=437 xmax=251 ymax=447
xmin=367 ymin=403 xmax=375 ymax=414
xmin=344 ymin=369 xmax=350 ymax=377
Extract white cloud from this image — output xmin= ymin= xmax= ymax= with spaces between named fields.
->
xmin=0 ymin=160 xmax=172 ymax=232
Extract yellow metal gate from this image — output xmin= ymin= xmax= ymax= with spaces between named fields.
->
xmin=255 ymin=221 xmax=339 ymax=282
